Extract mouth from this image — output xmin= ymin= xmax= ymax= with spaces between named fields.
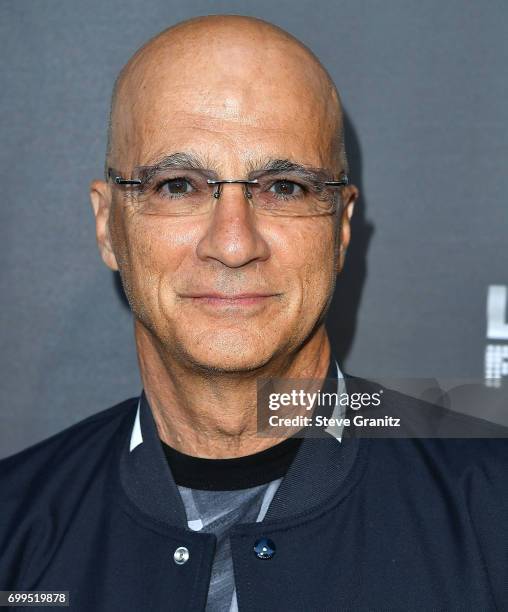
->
xmin=179 ymin=292 xmax=281 ymax=308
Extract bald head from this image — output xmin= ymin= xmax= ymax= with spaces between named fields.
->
xmin=105 ymin=15 xmax=347 ymax=176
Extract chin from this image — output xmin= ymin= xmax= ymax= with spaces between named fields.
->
xmin=180 ymin=329 xmax=282 ymax=373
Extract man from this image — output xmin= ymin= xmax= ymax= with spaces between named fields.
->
xmin=1 ymin=15 xmax=507 ymax=612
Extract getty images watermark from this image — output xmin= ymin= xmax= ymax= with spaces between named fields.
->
xmin=256 ymin=376 xmax=508 ymax=438
xmin=266 ymin=387 xmax=398 ymax=429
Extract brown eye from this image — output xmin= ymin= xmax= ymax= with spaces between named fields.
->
xmin=270 ymin=180 xmax=303 ymax=197
xmin=162 ymin=178 xmax=193 ymax=195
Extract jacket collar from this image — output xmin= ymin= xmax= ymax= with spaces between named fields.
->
xmin=118 ymin=355 xmax=369 ymax=528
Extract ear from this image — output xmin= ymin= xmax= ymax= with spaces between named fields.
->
xmin=336 ymin=184 xmax=359 ymax=274
xmin=89 ymin=179 xmax=119 ymax=271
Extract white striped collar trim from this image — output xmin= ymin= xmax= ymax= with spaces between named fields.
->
xmin=129 ymin=399 xmax=143 ymax=452
xmin=324 ymin=360 xmax=345 ymax=443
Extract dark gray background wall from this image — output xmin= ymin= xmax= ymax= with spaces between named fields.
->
xmin=1 ymin=1 xmax=507 ymax=458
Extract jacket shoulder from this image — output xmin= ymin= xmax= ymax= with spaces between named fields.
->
xmin=0 ymin=398 xmax=139 ymax=588
xmin=0 ymin=397 xmax=138 ymax=495
xmin=344 ymin=372 xmax=508 ymax=470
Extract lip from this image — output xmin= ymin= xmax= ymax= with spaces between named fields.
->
xmin=180 ymin=292 xmax=280 ymax=307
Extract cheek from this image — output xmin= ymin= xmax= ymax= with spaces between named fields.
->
xmin=270 ymin=219 xmax=337 ymax=306
xmin=117 ymin=214 xmax=199 ymax=303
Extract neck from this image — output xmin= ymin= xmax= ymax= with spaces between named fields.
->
xmin=134 ymin=320 xmax=332 ymax=458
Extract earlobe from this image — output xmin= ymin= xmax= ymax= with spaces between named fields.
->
xmin=336 ymin=242 xmax=347 ymax=275
xmin=89 ymin=180 xmax=119 ymax=271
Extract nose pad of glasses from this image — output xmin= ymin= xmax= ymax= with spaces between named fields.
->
xmin=211 ymin=182 xmax=254 ymax=200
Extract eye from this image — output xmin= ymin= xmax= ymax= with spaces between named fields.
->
xmin=160 ymin=177 xmax=194 ymax=195
xmin=269 ymin=180 xmax=303 ymax=197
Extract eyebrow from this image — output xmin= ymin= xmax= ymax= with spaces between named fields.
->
xmin=246 ymin=158 xmax=335 ymax=182
xmin=136 ymin=152 xmax=219 ymax=181
xmin=136 ymin=152 xmax=338 ymax=182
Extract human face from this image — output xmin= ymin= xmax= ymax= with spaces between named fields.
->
xmin=91 ymin=35 xmax=357 ymax=372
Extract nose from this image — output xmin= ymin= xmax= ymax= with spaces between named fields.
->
xmin=196 ymin=183 xmax=270 ymax=268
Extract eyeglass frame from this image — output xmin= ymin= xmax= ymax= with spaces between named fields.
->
xmin=107 ymin=167 xmax=350 ymax=200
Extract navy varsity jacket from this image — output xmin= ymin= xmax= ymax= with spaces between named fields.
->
xmin=1 ymin=369 xmax=507 ymax=611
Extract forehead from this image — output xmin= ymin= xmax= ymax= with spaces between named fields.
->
xmin=116 ymin=43 xmax=338 ymax=170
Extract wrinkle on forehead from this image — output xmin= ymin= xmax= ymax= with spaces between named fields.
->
xmin=107 ymin=15 xmax=345 ymax=173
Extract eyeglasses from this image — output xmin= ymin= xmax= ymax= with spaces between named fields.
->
xmin=107 ymin=163 xmax=349 ymax=218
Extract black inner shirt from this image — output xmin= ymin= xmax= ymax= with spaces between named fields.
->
xmin=160 ymin=435 xmax=303 ymax=491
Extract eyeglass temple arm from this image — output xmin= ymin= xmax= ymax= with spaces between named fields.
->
xmin=115 ymin=177 xmax=142 ymax=185
xmin=107 ymin=168 xmax=142 ymax=185
xmin=324 ymin=176 xmax=350 ymax=187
